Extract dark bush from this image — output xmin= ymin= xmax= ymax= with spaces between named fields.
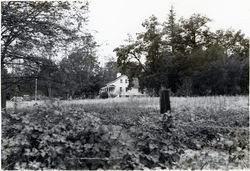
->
xmin=100 ymin=92 xmax=108 ymax=99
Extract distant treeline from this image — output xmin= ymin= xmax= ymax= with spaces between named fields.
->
xmin=1 ymin=2 xmax=249 ymax=99
xmin=114 ymin=7 xmax=249 ymax=96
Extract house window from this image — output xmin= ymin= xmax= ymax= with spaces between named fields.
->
xmin=120 ymin=87 xmax=122 ymax=92
xmin=125 ymin=79 xmax=128 ymax=83
xmin=120 ymin=79 xmax=122 ymax=83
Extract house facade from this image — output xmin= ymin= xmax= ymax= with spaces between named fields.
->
xmin=100 ymin=73 xmax=145 ymax=97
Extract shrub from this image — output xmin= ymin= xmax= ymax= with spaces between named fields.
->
xmin=1 ymin=105 xmax=183 ymax=170
xmin=1 ymin=106 xmax=118 ymax=169
xmin=100 ymin=92 xmax=108 ymax=99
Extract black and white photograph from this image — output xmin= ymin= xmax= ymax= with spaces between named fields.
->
xmin=1 ymin=0 xmax=249 ymax=170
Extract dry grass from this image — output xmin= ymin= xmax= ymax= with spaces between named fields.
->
xmin=7 ymin=95 xmax=248 ymax=115
xmin=65 ymin=95 xmax=249 ymax=112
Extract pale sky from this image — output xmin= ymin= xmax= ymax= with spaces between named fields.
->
xmin=87 ymin=0 xmax=250 ymax=64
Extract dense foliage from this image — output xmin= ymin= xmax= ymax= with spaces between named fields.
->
xmin=99 ymin=91 xmax=109 ymax=99
xmin=2 ymin=96 xmax=249 ymax=169
xmin=114 ymin=7 xmax=249 ymax=96
xmin=1 ymin=1 xmax=102 ymax=100
xmin=2 ymin=103 xmax=183 ymax=169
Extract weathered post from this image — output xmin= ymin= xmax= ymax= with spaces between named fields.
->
xmin=160 ymin=86 xmax=171 ymax=113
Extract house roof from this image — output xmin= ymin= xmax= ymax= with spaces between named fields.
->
xmin=101 ymin=74 xmax=140 ymax=90
xmin=100 ymin=84 xmax=115 ymax=90
xmin=105 ymin=74 xmax=127 ymax=86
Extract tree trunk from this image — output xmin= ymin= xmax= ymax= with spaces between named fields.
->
xmin=160 ymin=86 xmax=171 ymax=113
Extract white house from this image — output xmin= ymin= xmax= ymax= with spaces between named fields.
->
xmin=100 ymin=73 xmax=145 ymax=97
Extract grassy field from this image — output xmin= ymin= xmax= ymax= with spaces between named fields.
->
xmin=3 ymin=96 xmax=249 ymax=169
xmin=7 ymin=95 xmax=248 ymax=111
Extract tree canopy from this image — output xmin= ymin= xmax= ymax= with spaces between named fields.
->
xmin=1 ymin=1 xmax=101 ymax=99
xmin=115 ymin=7 xmax=249 ymax=96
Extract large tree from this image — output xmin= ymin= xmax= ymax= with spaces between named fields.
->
xmin=180 ymin=14 xmax=212 ymax=53
xmin=2 ymin=1 xmax=88 ymax=68
xmin=214 ymin=29 xmax=249 ymax=58
xmin=162 ymin=6 xmax=185 ymax=54
xmin=59 ymin=42 xmax=100 ymax=98
xmin=1 ymin=1 xmax=90 ymax=98
xmin=115 ymin=15 xmax=166 ymax=95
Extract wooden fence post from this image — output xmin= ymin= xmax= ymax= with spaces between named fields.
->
xmin=160 ymin=87 xmax=171 ymax=113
